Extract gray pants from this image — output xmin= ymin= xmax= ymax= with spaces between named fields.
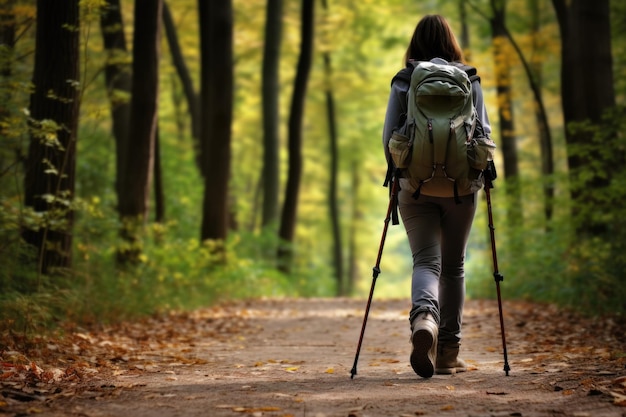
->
xmin=398 ymin=182 xmax=477 ymax=345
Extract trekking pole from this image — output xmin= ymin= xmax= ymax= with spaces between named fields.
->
xmin=484 ymin=161 xmax=511 ymax=376
xmin=350 ymin=174 xmax=400 ymax=379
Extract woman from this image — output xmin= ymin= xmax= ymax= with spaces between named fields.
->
xmin=382 ymin=15 xmax=492 ymax=378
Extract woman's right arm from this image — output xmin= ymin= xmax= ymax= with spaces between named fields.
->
xmin=382 ymin=79 xmax=409 ymax=164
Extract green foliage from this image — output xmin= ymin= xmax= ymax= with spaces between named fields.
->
xmin=467 ymin=106 xmax=626 ymax=315
xmin=561 ymin=106 xmax=626 ymax=313
xmin=1 ymin=203 xmax=336 ymax=337
xmin=3 ymin=0 xmax=626 ymax=341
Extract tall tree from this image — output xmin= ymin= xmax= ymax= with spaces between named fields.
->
xmin=261 ymin=0 xmax=282 ymax=228
xmin=117 ymin=0 xmax=163 ymax=262
xmin=277 ymin=0 xmax=315 ymax=272
xmin=346 ymin=163 xmax=360 ymax=296
xmin=0 ymin=0 xmax=16 ymax=150
xmin=491 ymin=0 xmax=555 ymax=224
xmin=199 ymin=0 xmax=233 ymax=242
xmin=99 ymin=0 xmax=131 ymax=203
xmin=552 ymin=0 xmax=617 ymax=237
xmin=320 ymin=0 xmax=344 ymax=294
xmin=528 ymin=0 xmax=555 ymax=223
xmin=458 ymin=0 xmax=470 ymax=58
xmin=488 ymin=0 xmax=522 ymax=225
xmin=0 ymin=0 xmax=15 ymax=80
xmin=162 ymin=1 xmax=201 ymax=174
xmin=22 ymin=0 xmax=80 ymax=274
xmin=154 ymin=126 xmax=165 ymax=222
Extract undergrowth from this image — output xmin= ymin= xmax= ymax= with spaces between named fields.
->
xmin=0 ymin=212 xmax=336 ymax=338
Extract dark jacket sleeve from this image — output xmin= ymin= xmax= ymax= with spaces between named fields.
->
xmin=382 ymin=73 xmax=410 ymax=164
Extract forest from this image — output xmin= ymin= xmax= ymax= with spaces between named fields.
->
xmin=0 ymin=0 xmax=625 ymax=336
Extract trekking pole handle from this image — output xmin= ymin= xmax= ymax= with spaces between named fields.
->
xmin=484 ymin=160 xmax=497 ymax=189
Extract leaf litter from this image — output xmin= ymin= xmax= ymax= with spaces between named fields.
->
xmin=0 ymin=298 xmax=625 ymax=416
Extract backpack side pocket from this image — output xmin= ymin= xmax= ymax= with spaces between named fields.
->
xmin=388 ymin=130 xmax=412 ymax=169
xmin=467 ymin=136 xmax=496 ymax=171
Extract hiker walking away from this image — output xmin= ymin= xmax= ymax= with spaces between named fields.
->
xmin=382 ymin=14 xmax=493 ymax=378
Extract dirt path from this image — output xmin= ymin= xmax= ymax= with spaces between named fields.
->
xmin=1 ymin=298 xmax=626 ymax=417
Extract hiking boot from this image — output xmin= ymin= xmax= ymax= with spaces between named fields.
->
xmin=435 ymin=343 xmax=467 ymax=375
xmin=409 ymin=312 xmax=438 ymax=378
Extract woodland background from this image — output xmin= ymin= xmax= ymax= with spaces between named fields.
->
xmin=0 ymin=0 xmax=625 ymax=336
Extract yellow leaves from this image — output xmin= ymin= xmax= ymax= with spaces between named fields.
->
xmin=368 ymin=357 xmax=400 ymax=367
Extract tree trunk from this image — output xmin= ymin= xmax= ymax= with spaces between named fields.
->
xmin=261 ymin=0 xmax=282 ymax=228
xmin=489 ymin=1 xmax=522 ymax=225
xmin=458 ymin=0 xmax=470 ymax=59
xmin=0 ymin=0 xmax=15 ymax=76
xmin=277 ymin=0 xmax=315 ymax=273
xmin=346 ymin=161 xmax=361 ymax=296
xmin=22 ymin=0 xmax=80 ymax=275
xmin=154 ymin=125 xmax=165 ymax=223
xmin=99 ymin=0 xmax=132 ymax=203
xmin=0 ymin=0 xmax=16 ymax=153
xmin=162 ymin=1 xmax=202 ymax=174
xmin=552 ymin=0 xmax=616 ymax=237
xmin=529 ymin=0 xmax=555 ymax=224
xmin=325 ymin=59 xmax=344 ymax=294
xmin=117 ymin=0 xmax=162 ymax=263
xmin=199 ymin=0 xmax=233 ymax=242
xmin=496 ymin=0 xmax=555 ymax=225
xmin=321 ymin=0 xmax=344 ymax=295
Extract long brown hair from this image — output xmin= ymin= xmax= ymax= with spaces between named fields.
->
xmin=403 ymin=15 xmax=464 ymax=66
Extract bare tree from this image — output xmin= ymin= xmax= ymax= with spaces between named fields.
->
xmin=199 ymin=0 xmax=233 ymax=242
xmin=22 ymin=0 xmax=80 ymax=274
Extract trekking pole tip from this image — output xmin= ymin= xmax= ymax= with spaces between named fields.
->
xmin=504 ymin=363 xmax=511 ymax=376
xmin=350 ymin=367 xmax=357 ymax=379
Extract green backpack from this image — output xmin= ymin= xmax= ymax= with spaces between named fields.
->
xmin=388 ymin=60 xmax=495 ymax=201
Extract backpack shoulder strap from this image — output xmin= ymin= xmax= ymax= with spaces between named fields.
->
xmin=391 ymin=64 xmax=415 ymax=86
xmin=395 ymin=61 xmax=480 ymax=85
xmin=452 ymin=62 xmax=481 ymax=84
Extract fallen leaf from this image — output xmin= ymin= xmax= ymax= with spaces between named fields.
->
xmin=611 ymin=392 xmax=626 ymax=407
